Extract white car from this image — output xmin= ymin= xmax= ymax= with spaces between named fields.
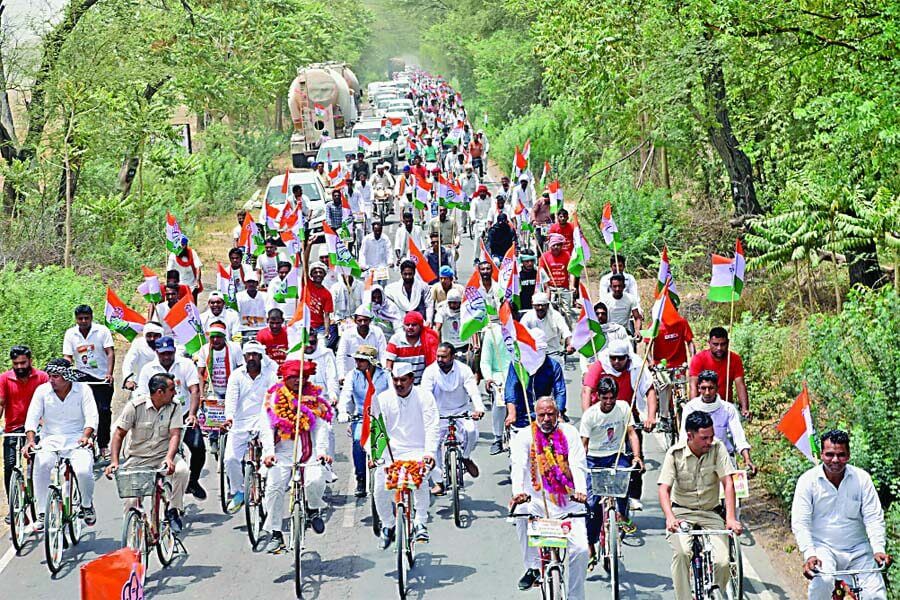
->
xmin=352 ymin=120 xmax=399 ymax=172
xmin=244 ymin=170 xmax=327 ymax=243
xmin=380 ymin=98 xmax=414 ymax=117
xmin=316 ymin=137 xmax=359 ymax=170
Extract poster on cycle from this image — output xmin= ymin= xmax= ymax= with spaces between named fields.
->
xmin=199 ymin=397 xmax=227 ymax=432
xmin=80 ymin=548 xmax=144 ymax=599
xmin=527 ymin=518 xmax=572 ymax=548
xmin=718 ymin=470 xmax=750 ymax=500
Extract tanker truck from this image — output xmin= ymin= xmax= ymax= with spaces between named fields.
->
xmin=288 ymin=63 xmax=360 ymax=168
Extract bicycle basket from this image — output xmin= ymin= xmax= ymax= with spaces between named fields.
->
xmin=115 ymin=469 xmax=157 ymax=499
xmin=590 ymin=468 xmax=631 ymax=498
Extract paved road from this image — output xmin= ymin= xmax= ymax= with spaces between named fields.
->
xmin=0 ymin=173 xmax=794 ymax=599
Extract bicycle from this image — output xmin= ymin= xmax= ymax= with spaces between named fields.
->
xmin=242 ymin=433 xmax=267 ymax=548
xmin=5 ymin=433 xmax=37 ymax=553
xmin=549 ymin=286 xmax=574 ymax=331
xmin=198 ymin=396 xmax=229 ymax=513
xmin=509 ymin=505 xmax=589 ymax=600
xmin=116 ymin=466 xmax=182 ymax=579
xmin=811 ymin=565 xmax=888 ymax=599
xmin=677 ymin=523 xmax=743 ymax=600
xmin=352 ymin=414 xmax=382 ymax=537
xmin=589 ymin=467 xmax=641 ymax=599
xmin=287 ymin=459 xmax=325 ymax=599
xmin=385 ymin=460 xmax=427 ymax=600
xmin=42 ymin=444 xmax=91 ymax=575
xmin=650 ymin=362 xmax=689 ymax=449
xmin=440 ymin=413 xmax=473 ymax=528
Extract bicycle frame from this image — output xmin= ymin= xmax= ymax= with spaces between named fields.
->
xmin=678 ymin=527 xmax=741 ymax=600
xmin=510 ymin=508 xmax=588 ymax=598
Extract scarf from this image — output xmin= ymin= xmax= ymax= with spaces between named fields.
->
xmin=693 ymin=395 xmax=723 ymax=413
xmin=598 ymin=350 xmax=653 ymax=406
xmin=206 ymin=344 xmax=233 ymax=389
xmin=366 ymin=285 xmax=404 ymax=326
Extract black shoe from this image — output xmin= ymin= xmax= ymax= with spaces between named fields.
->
xmin=309 ymin=510 xmax=325 ymax=535
xmin=560 ymin=410 xmax=571 ymax=423
xmin=187 ymin=481 xmax=207 ymax=500
xmin=490 ymin=440 xmax=503 ymax=455
xmin=379 ymin=526 xmax=395 ymax=550
xmin=82 ymin=505 xmax=97 ymax=526
xmin=355 ymin=477 xmax=367 ymax=498
xmin=518 ymin=568 xmax=540 ymax=590
xmin=165 ymin=508 xmax=183 ymax=534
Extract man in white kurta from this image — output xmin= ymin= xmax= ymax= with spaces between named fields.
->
xmin=335 ymin=306 xmax=387 ymax=381
xmin=373 ymin=363 xmax=440 ymax=548
xmin=509 ymin=396 xmax=589 ymax=599
xmin=520 ymin=293 xmax=573 ymax=356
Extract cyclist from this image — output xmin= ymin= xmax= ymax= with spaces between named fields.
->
xmin=540 ymin=235 xmax=572 ymax=317
xmin=421 ymin=342 xmax=485 ymax=496
xmin=792 ymin=429 xmax=892 ymax=599
xmin=595 ymin=302 xmax=630 ymax=353
xmin=385 ymin=260 xmax=430 ymax=320
xmin=513 ymin=174 xmax=534 ymax=213
xmin=336 ymin=306 xmax=387 ymax=383
xmin=428 ymin=205 xmax=460 ymax=263
xmin=236 ymin=273 xmax=267 ymax=341
xmin=359 ymin=221 xmax=393 ymax=275
xmin=689 ymin=327 xmax=751 ymax=418
xmin=651 ymin=311 xmax=695 ymax=421
xmin=581 ymin=377 xmax=643 ymax=563
xmin=598 ymin=254 xmax=641 ymax=304
xmin=366 ymin=284 xmax=404 ymax=338
xmin=199 ymin=293 xmax=239 ymax=340
xmin=681 ymin=370 xmax=756 ymax=475
xmin=547 ymin=208 xmax=574 ymax=253
xmin=520 ymin=292 xmax=574 ymax=357
xmin=504 ymin=329 xmax=567 ymax=428
xmin=259 ymin=360 xmax=332 ymax=553
xmin=195 ymin=321 xmax=244 ymax=401
xmin=373 ymin=363 xmax=440 ymax=549
xmin=480 ymin=323 xmax=512 ymax=455
xmin=517 ymin=254 xmax=538 ymax=313
xmin=469 ymin=185 xmax=491 ymax=241
xmin=23 ymin=359 xmax=98 ymax=529
xmin=338 ymin=345 xmax=390 ymax=498
xmin=433 ymin=290 xmax=469 ymax=354
xmin=509 ymin=396 xmax=588 ymax=597
xmin=425 ymin=231 xmax=454 ymax=280
xmin=531 ymin=192 xmax=552 ymax=250
xmin=427 ymin=266 xmax=463 ymax=326
xmin=105 ymin=373 xmax=189 ymax=532
xmin=384 ymin=311 xmax=439 ymax=385
xmin=658 ymin=411 xmax=742 ymax=600
xmin=222 ymin=342 xmax=276 ymax=513
xmin=486 ymin=213 xmax=515 ymax=263
xmin=1 ymin=346 xmax=47 ymax=505
xmin=393 ymin=212 xmax=427 ymax=264
xmin=599 ymin=274 xmax=642 ymax=341
xmin=350 ymin=152 xmax=369 ymax=181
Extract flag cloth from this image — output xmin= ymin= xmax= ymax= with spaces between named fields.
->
xmin=165 ymin=212 xmax=184 ymax=254
xmin=263 ymin=202 xmax=281 ymax=230
xmin=548 ymin=180 xmax=563 ymax=214
xmin=137 ymin=266 xmax=162 ymax=304
xmin=163 ymin=294 xmax=206 ymax=356
xmin=708 ymin=239 xmax=746 ymax=302
xmin=567 ymin=214 xmax=591 ymax=277
xmin=572 ymin=282 xmax=605 ymax=359
xmin=407 ymin=236 xmax=438 ymax=284
xmin=498 ymin=245 xmax=519 ymax=306
xmin=280 ymin=229 xmax=301 ymax=258
xmin=641 ymin=280 xmax=681 ymax=339
xmin=513 ymin=145 xmax=527 ymax=172
xmin=272 ymin=262 xmax=299 ymax=303
xmin=104 ymin=288 xmax=146 ymax=342
xmin=776 ymin=383 xmax=818 ymax=463
xmin=460 ymin=270 xmax=489 ymax=341
xmin=414 ymin=176 xmax=432 ymax=210
xmin=288 ymin=285 xmax=312 ymax=345
xmin=322 ymin=222 xmax=362 ymax=277
xmin=357 ymin=134 xmax=372 ymax=151
xmin=313 ymin=103 xmax=327 ymax=118
xmin=498 ymin=302 xmax=543 ymax=383
xmin=521 ymin=139 xmax=531 ymax=161
xmin=361 ymin=397 xmax=389 ymax=461
xmin=280 ymin=168 xmax=290 ymax=196
xmin=540 ymin=161 xmax=551 ymax=185
xmin=656 ymin=246 xmax=681 ymax=307
xmin=216 ymin=263 xmax=239 ymax=311
xmin=600 ymin=202 xmax=622 ymax=251
xmin=237 ymin=213 xmax=264 ymax=260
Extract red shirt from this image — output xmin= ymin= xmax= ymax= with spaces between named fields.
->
xmin=411 ymin=164 xmax=427 ymax=181
xmin=653 ymin=318 xmax=694 ymax=366
xmin=307 ymin=284 xmax=334 ymax=329
xmin=0 ymin=368 xmax=49 ymax=432
xmin=548 ymin=222 xmax=575 ymax=253
xmin=689 ymin=349 xmax=745 ymax=401
xmin=256 ymin=328 xmax=289 ymax=365
xmin=583 ymin=361 xmax=633 ymax=405
xmin=540 ymin=250 xmax=571 ymax=288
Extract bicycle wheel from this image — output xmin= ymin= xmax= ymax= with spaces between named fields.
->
xmin=726 ymin=535 xmax=744 ymax=600
xmin=218 ymin=431 xmax=229 ymax=514
xmin=122 ymin=507 xmax=149 ymax=578
xmin=545 ymin=565 xmax=564 ymax=600
xmin=449 ymin=449 xmax=461 ymax=528
xmin=67 ymin=474 xmax=84 ymax=545
xmin=44 ymin=487 xmax=65 ymax=574
xmin=396 ymin=502 xmax=407 ymax=600
xmin=369 ymin=467 xmax=381 ymax=537
xmin=292 ymin=500 xmax=305 ymax=599
xmin=244 ymin=463 xmax=264 ymax=548
xmin=9 ymin=470 xmax=30 ymax=552
xmin=156 ymin=482 xmax=177 ymax=567
xmin=405 ymin=492 xmax=416 ymax=568
xmin=607 ymin=511 xmax=620 ymax=600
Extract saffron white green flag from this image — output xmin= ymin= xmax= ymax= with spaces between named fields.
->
xmin=460 ymin=270 xmax=489 ymax=341
xmin=273 ymin=260 xmax=299 ymax=303
xmin=163 ymin=295 xmax=206 ymax=356
xmin=216 ymin=263 xmax=239 ymax=311
xmin=708 ymin=239 xmax=746 ymax=302
xmin=567 ymin=214 xmax=591 ymax=277
xmin=600 ymin=202 xmax=622 ymax=251
xmin=322 ymin=222 xmax=362 ymax=277
xmin=165 ymin=212 xmax=184 ymax=253
xmin=656 ymin=246 xmax=680 ymax=307
xmin=572 ymin=282 xmax=604 ymax=359
xmin=288 ymin=284 xmax=312 ymax=351
xmin=776 ymin=383 xmax=818 ymax=463
xmin=499 ymin=301 xmax=543 ymax=386
xmin=104 ymin=288 xmax=146 ymax=342
xmin=137 ymin=266 xmax=162 ymax=304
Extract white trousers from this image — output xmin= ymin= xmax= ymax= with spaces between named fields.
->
xmin=374 ymin=451 xmax=430 ymax=529
xmin=263 ymin=442 xmax=326 ymax=534
xmin=34 ymin=446 xmax=95 ymax=511
xmin=433 ymin=419 xmax=478 ymax=482
xmin=491 ymin=401 xmax=506 ymax=440
xmin=515 ymin=499 xmax=588 ymax=600
xmin=808 ymin=543 xmax=886 ymax=600
xmin=224 ymin=430 xmax=255 ymax=496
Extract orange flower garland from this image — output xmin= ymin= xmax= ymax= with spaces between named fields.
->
xmin=385 ymin=460 xmax=426 ymax=490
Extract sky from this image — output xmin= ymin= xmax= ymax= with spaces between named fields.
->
xmin=4 ymin=0 xmax=66 ymax=42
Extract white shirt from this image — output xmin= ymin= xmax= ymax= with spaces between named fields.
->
xmin=236 ymin=290 xmax=267 ymax=332
xmin=330 ymin=278 xmax=365 ymax=321
xmin=122 ymin=336 xmax=158 ymax=383
xmin=374 ymin=387 xmax=440 ymax=457
xmin=791 ymin=464 xmax=886 ymax=559
xmin=359 ymin=234 xmax=392 ymax=270
xmin=513 ymin=184 xmax=534 ymax=211
xmin=385 ymin=279 xmax=429 ymax=314
xmin=679 ymin=397 xmax=750 ymax=454
xmin=520 ymin=308 xmax=572 ymax=355
xmin=264 ymin=276 xmax=297 ymax=320
xmin=195 ymin=341 xmax=244 ymax=397
xmin=434 ymin=303 xmax=465 ymax=346
xmin=470 ymin=195 xmax=491 ymax=221
xmin=224 ymin=364 xmax=278 ymax=431
xmin=227 ymin=264 xmax=255 ymax=295
xmin=598 ymin=272 xmax=642 ymax=314
xmin=598 ymin=291 xmax=640 ymax=330
xmin=394 ymin=224 xmax=427 ymax=256
xmin=25 ymin=382 xmax=99 ymax=450
xmin=137 ymin=357 xmax=200 ymax=414
xmin=420 ymin=361 xmax=485 ymax=417
xmin=256 ymin=254 xmax=280 ymax=287
xmin=63 ymin=323 xmax=114 ymax=380
xmin=200 ymin=308 xmax=240 ymax=339
xmin=166 ymin=248 xmax=203 ymax=288
xmin=353 ymin=182 xmax=373 ymax=214
xmin=510 ymin=422 xmax=587 ymax=513
xmin=154 ymin=302 xmax=176 ymax=336
xmin=336 ymin=326 xmax=387 ymax=379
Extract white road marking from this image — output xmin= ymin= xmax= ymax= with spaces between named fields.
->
xmin=341 ymin=468 xmax=358 ymax=528
xmin=0 ymin=544 xmax=15 ymax=577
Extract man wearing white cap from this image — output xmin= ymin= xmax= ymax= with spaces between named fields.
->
xmin=201 ymin=292 xmax=240 ymax=339
xmin=433 ymin=288 xmax=467 ymax=352
xmin=373 ymin=362 xmax=440 ymax=549
xmin=222 ymin=341 xmax=277 ymax=512
xmin=513 ymin=173 xmax=534 ymax=212
xmin=122 ymin=321 xmax=164 ymax=391
xmin=371 ymin=161 xmax=395 ymax=194
xmin=318 ymin=248 xmax=340 ymax=290
xmin=195 ymin=321 xmax=244 ymax=400
xmin=336 ymin=305 xmax=386 ymax=381
xmin=236 ymin=272 xmax=267 ymax=340
xmin=520 ymin=292 xmax=574 ymax=357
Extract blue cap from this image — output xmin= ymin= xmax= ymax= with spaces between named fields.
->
xmin=439 ymin=265 xmax=454 ymax=278
xmin=155 ymin=336 xmax=176 ymax=352
xmin=403 ymin=165 xmax=411 ymax=172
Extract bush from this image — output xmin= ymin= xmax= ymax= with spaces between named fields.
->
xmin=0 ymin=264 xmax=105 ymax=366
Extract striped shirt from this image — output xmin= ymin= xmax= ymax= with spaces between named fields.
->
xmin=385 ymin=333 xmax=427 ymax=385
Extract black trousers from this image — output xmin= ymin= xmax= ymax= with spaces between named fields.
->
xmin=81 ymin=375 xmax=114 ymax=450
xmin=182 ymin=422 xmax=206 ymax=483
xmin=3 ymin=426 xmax=24 ymax=497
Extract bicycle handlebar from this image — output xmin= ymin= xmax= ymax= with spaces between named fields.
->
xmin=442 ymin=413 xmax=472 ymax=420
xmin=812 ymin=567 xmax=887 ymax=577
xmin=508 ymin=510 xmax=588 ymax=520
xmin=677 ymin=526 xmax=740 ymax=537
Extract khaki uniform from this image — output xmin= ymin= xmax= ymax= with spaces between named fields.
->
xmin=658 ymin=439 xmax=736 ymax=599
xmin=116 ymin=395 xmax=190 ymax=511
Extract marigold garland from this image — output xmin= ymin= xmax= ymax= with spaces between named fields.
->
xmin=300 ymin=382 xmax=334 ymax=423
xmin=385 ymin=460 xmax=425 ymax=490
xmin=529 ymin=423 xmax=575 ymax=506
xmin=266 ymin=382 xmax=320 ymax=441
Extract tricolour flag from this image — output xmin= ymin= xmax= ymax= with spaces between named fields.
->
xmin=287 ymin=285 xmax=312 ymax=353
xmin=237 ymin=213 xmax=264 ymax=261
xmin=263 ymin=202 xmax=281 ymax=230
xmin=600 ymin=202 xmax=622 ymax=251
xmin=642 ymin=279 xmax=681 ymax=340
xmin=328 ymin=164 xmax=342 ymax=184
xmin=313 ymin=103 xmax=327 ymax=118
xmin=360 ymin=371 xmax=389 ymax=460
xmin=460 ymin=270 xmax=489 ymax=341
xmin=499 ymin=301 xmax=543 ymax=388
xmin=280 ymin=229 xmax=301 ymax=258
xmin=708 ymin=239 xmax=746 ymax=303
xmin=322 ymin=222 xmax=362 ymax=277
xmin=567 ymin=214 xmax=591 ymax=277
xmin=407 ymin=236 xmax=438 ymax=284
xmin=137 ymin=266 xmax=162 ymax=304
xmin=572 ymin=282 xmax=605 ymax=359
xmin=498 ymin=245 xmax=519 ymax=307
xmin=357 ymin=134 xmax=372 ymax=151
xmin=656 ymin=246 xmax=680 ymax=307
xmin=540 ymin=161 xmax=551 ymax=185
xmin=513 ymin=145 xmax=527 ymax=173
xmin=521 ymin=139 xmax=531 ymax=161
xmin=479 ymin=238 xmax=499 ymax=282
xmin=414 ymin=176 xmax=432 ymax=210
xmin=163 ymin=294 xmax=206 ymax=356
xmin=776 ymin=383 xmax=818 ymax=463
xmin=272 ymin=261 xmax=299 ymax=303
xmin=104 ymin=288 xmax=146 ymax=342
xmin=216 ymin=263 xmax=239 ymax=310
xmin=165 ymin=212 xmax=184 ymax=253
xmin=548 ymin=180 xmax=563 ymax=214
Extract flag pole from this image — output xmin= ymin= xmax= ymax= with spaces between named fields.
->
xmin=612 ymin=337 xmax=655 ymax=466
xmin=579 ymin=267 xmax=601 ymax=362
xmin=517 ymin=365 xmax=551 ymax=516
xmin=290 ymin=266 xmax=311 ymax=480
xmin=725 ymin=249 xmax=736 ymax=405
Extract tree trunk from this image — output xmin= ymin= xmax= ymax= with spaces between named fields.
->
xmin=699 ymin=48 xmax=761 ymax=221
xmin=659 ymin=145 xmax=671 ymax=191
xmin=275 ymin=95 xmax=283 ymax=133
xmin=846 ymin=239 xmax=884 ymax=289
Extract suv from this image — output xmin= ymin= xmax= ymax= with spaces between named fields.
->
xmin=244 ymin=170 xmax=327 ymax=243
xmin=352 ymin=120 xmax=399 ymax=173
